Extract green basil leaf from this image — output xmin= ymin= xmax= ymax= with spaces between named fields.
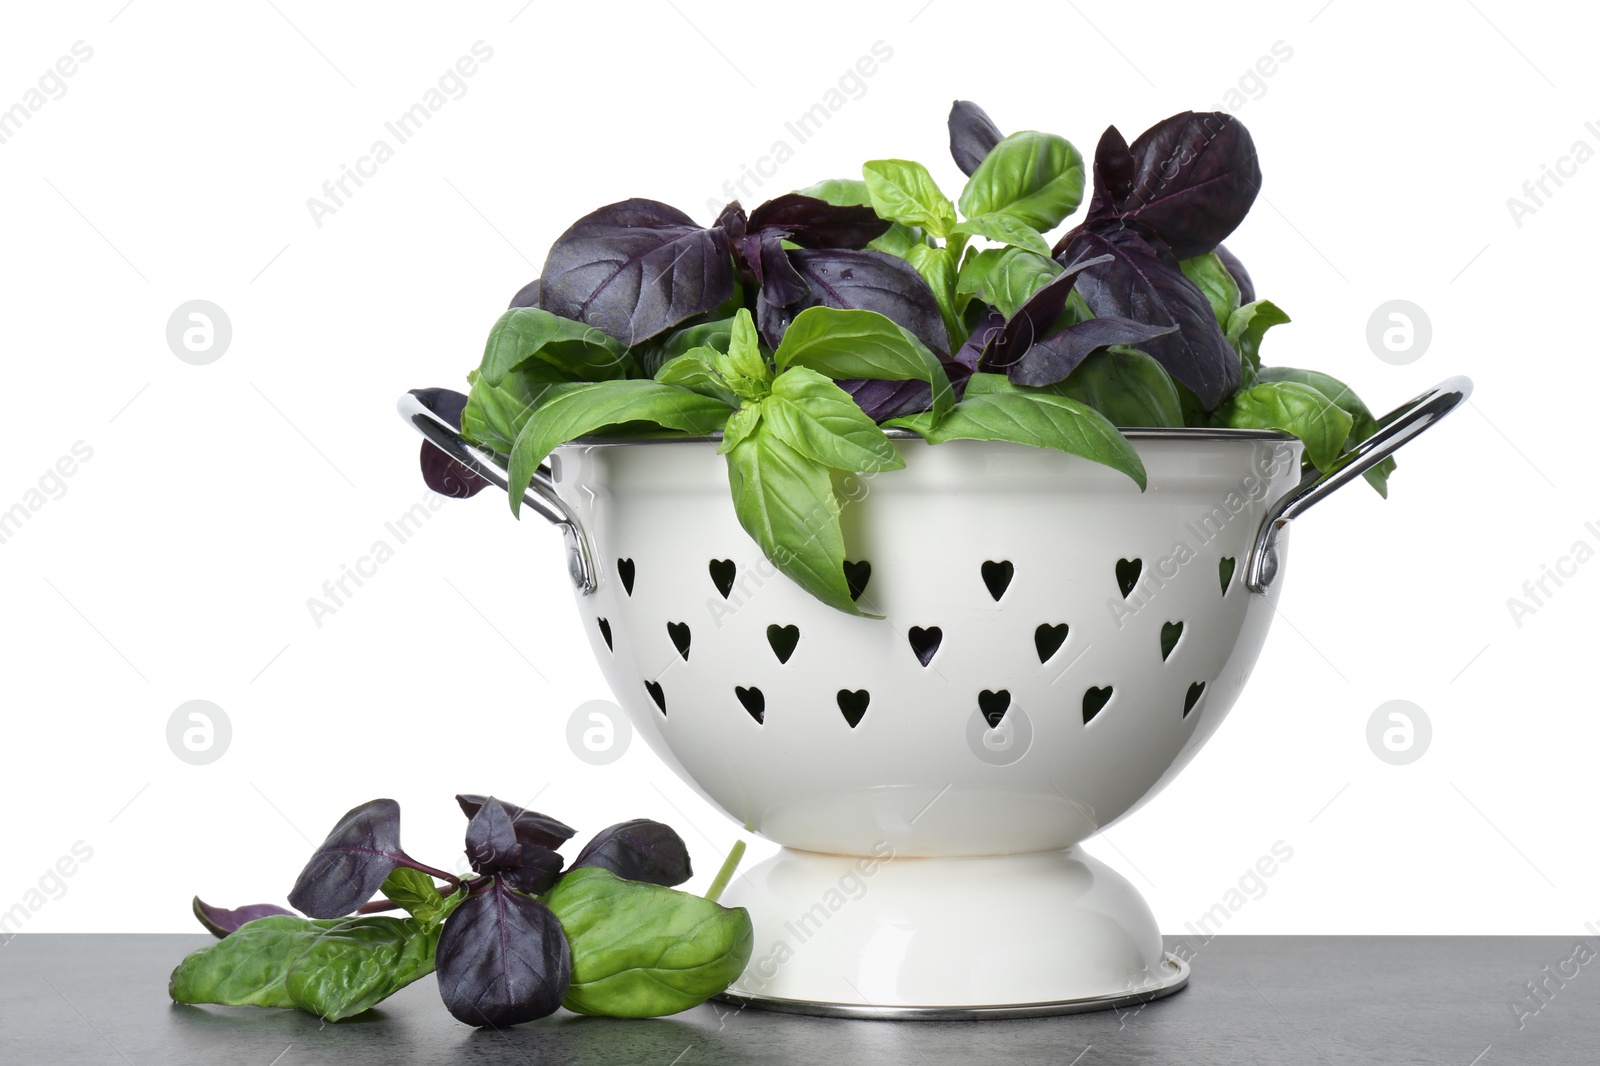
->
xmin=545 ymin=868 xmax=753 ymax=1018
xmin=955 ymin=246 xmax=1007 ymax=299
xmin=1362 ymin=449 xmax=1396 ymax=498
xmin=283 ymin=913 xmax=451 ymax=1021
xmin=963 ymin=247 xmax=1064 ymax=319
xmin=655 ymin=346 xmax=739 ymax=407
xmin=714 ymin=308 xmax=770 ymax=392
xmin=904 ymin=244 xmax=962 ymax=350
xmin=887 ymin=390 xmax=1146 ymax=489
xmin=1212 ymin=380 xmax=1352 ymax=471
xmin=379 ymin=868 xmax=450 ymax=924
xmin=1257 ymin=366 xmax=1395 ymax=496
xmin=869 ymin=222 xmax=928 ymax=257
xmin=764 ymin=367 xmax=905 ymax=473
xmin=950 ymin=213 xmax=1050 ymax=256
xmin=716 ymin=402 xmax=762 ymax=455
xmin=1180 ymin=252 xmax=1242 ymax=326
xmin=772 ymin=307 xmax=953 ymax=419
xmin=724 ymin=424 xmax=864 ymax=615
xmin=480 ymin=307 xmax=629 ymax=387
xmin=794 ymin=178 xmax=925 ymax=256
xmin=1055 ymin=346 xmax=1185 ymax=428
xmin=462 ymin=365 xmax=568 ymax=454
xmin=958 ymin=372 xmax=1020 ymax=398
xmin=168 ymin=904 xmax=461 ymax=1022
xmin=507 ymin=381 xmax=733 ymax=516
xmin=794 ymin=177 xmax=870 ymax=204
xmin=956 ymin=130 xmax=1085 ymax=231
xmin=1224 ymin=299 xmax=1290 ymax=374
xmin=636 ymin=316 xmax=738 ymax=377
xmin=861 ymin=159 xmax=957 ymax=237
xmin=169 ymin=915 xmax=346 ymax=1010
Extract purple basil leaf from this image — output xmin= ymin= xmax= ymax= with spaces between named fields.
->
xmin=753 ymin=232 xmax=809 ymax=306
xmin=409 ymin=387 xmax=468 ymax=427
xmin=464 ymin=798 xmax=521 ymax=874
xmin=756 ymin=247 xmax=950 ymax=355
xmin=714 ymin=200 xmax=748 ymax=241
xmin=1119 ymin=111 xmax=1261 ymax=259
xmin=837 ymin=378 xmax=934 ymax=421
xmin=955 ymin=308 xmax=1006 ymax=371
xmin=1009 ymin=316 xmax=1178 ymax=387
xmin=192 ymin=897 xmax=295 ymax=939
xmin=435 ymin=881 xmax=571 ymax=1027
xmin=1083 ymin=125 xmax=1137 ymax=226
xmin=455 ymin=794 xmax=576 ymax=851
xmin=942 ymin=357 xmax=975 ymax=400
xmin=420 ymin=442 xmax=489 ymax=499
xmin=1060 ymin=225 xmax=1241 ymax=408
xmin=1215 ymin=244 xmax=1255 ymax=304
xmin=842 ymin=356 xmax=976 ymax=419
xmin=540 ymin=198 xmax=735 ymax=346
xmin=409 ymin=388 xmax=490 ymax=499
xmin=287 ymin=799 xmax=409 ymax=919
xmin=498 ymin=844 xmax=565 ymax=895
xmin=972 ymin=252 xmax=1113 ymax=372
xmin=508 ymin=278 xmax=541 ymax=309
xmin=948 ymin=99 xmax=1004 ymax=177
xmin=980 ymin=254 xmax=1113 ymax=371
xmin=569 ymin=819 xmax=692 ymax=887
xmin=748 ymin=193 xmax=889 ymax=249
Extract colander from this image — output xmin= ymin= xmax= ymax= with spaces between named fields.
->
xmin=400 ymin=375 xmax=1470 ymax=1018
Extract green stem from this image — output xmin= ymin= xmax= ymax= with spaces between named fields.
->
xmin=703 ymin=839 xmax=747 ymax=904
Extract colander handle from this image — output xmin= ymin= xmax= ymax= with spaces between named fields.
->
xmin=396 ymin=392 xmax=598 ymax=594
xmin=1246 ymin=375 xmax=1473 ymax=594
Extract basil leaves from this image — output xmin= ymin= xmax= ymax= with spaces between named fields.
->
xmin=170 ymin=796 xmax=752 ymax=1026
xmin=410 ymin=100 xmax=1401 ymax=617
xmin=547 ymin=868 xmax=753 ymax=1018
xmin=171 ymin=885 xmax=460 ymax=1022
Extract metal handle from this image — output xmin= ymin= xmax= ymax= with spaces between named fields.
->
xmin=1246 ymin=375 xmax=1473 ymax=594
xmin=396 ymin=392 xmax=598 ymax=594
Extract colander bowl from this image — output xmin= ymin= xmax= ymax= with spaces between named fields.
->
xmin=401 ymin=375 xmax=1469 ymax=1017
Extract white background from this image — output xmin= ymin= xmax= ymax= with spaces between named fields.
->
xmin=1 ymin=0 xmax=1594 ymax=936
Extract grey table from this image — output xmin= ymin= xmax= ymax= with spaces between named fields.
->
xmin=2 ymin=936 xmax=1593 ymax=1064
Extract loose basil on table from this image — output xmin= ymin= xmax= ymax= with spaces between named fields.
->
xmin=170 ymin=795 xmax=752 ymax=1026
xmin=410 ymin=101 xmax=1397 ymax=616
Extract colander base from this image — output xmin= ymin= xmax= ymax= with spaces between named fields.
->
xmin=717 ymin=845 xmax=1183 ymax=1015
xmin=714 ymin=952 xmax=1189 ymax=1019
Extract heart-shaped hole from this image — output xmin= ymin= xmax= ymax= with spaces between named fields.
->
xmin=1219 ymin=557 xmax=1236 ymax=595
xmin=597 ymin=617 xmax=613 ymax=651
xmin=1184 ymin=681 xmax=1206 ymax=717
xmin=617 ymin=558 xmax=636 ymax=596
xmin=1115 ymin=559 xmax=1142 ymax=599
xmin=736 ymin=686 xmax=765 ymax=724
xmin=978 ymin=688 xmax=1011 ymax=728
xmin=1034 ymin=623 xmax=1068 ymax=663
xmin=709 ymin=559 xmax=737 ymax=599
xmin=767 ymin=624 xmax=799 ymax=664
xmin=667 ymin=621 xmax=691 ymax=661
xmin=908 ymin=626 xmax=943 ymax=667
xmin=837 ymin=689 xmax=870 ymax=728
xmin=1082 ymin=685 xmax=1113 ymax=723
xmin=844 ymin=560 xmax=872 ymax=602
xmin=981 ymin=560 xmax=1014 ymax=601
xmin=644 ymin=679 xmax=666 ymax=716
xmin=1160 ymin=621 xmax=1183 ymax=662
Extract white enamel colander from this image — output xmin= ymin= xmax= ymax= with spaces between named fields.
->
xmin=401 ymin=375 xmax=1470 ymax=1018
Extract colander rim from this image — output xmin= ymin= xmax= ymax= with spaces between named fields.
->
xmin=564 ymin=426 xmax=1296 ymax=446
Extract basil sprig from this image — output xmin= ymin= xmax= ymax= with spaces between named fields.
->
xmin=170 ymin=796 xmax=752 ymax=1026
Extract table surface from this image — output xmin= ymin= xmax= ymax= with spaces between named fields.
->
xmin=2 ymin=935 xmax=1594 ymax=1065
